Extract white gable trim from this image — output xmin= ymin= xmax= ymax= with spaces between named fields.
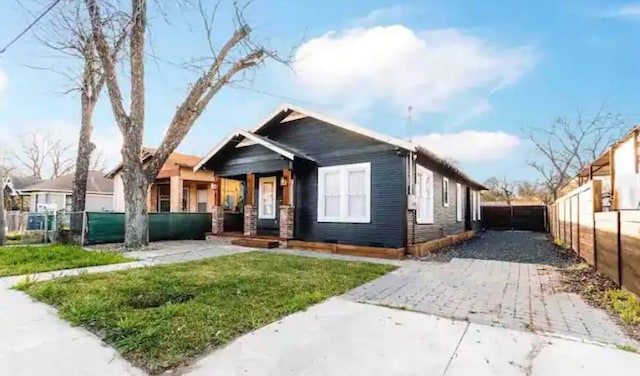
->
xmin=194 ymin=129 xmax=294 ymax=172
xmin=252 ymin=103 xmax=417 ymax=152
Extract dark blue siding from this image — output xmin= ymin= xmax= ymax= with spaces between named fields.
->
xmin=261 ymin=118 xmax=406 ymax=248
xmin=207 ymin=144 xmax=289 ymax=176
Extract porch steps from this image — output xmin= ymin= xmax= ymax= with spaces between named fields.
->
xmin=231 ymin=238 xmax=280 ymax=249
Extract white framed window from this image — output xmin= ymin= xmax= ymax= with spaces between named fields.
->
xmin=318 ymin=162 xmax=371 ymax=223
xmin=477 ymin=191 xmax=482 ymax=220
xmin=456 ymin=183 xmax=462 ymax=222
xmin=471 ymin=189 xmax=477 ymax=221
xmin=258 ymin=176 xmax=276 ymax=219
xmin=442 ymin=177 xmax=450 ymax=207
xmin=416 ymin=164 xmax=434 ymax=224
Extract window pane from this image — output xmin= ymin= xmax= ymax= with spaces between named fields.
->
xmin=325 ymin=172 xmax=340 ymax=194
xmin=348 ymin=170 xmax=365 ymax=194
xmin=324 ymin=196 xmax=340 ymax=217
xmin=348 ymin=195 xmax=366 ymax=217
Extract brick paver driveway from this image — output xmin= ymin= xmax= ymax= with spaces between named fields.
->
xmin=346 ymin=231 xmax=633 ymax=346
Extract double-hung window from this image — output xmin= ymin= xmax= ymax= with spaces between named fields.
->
xmin=456 ymin=183 xmax=462 ymax=222
xmin=442 ymin=177 xmax=450 ymax=207
xmin=416 ymin=164 xmax=434 ymax=224
xmin=318 ymin=162 xmax=371 ymax=223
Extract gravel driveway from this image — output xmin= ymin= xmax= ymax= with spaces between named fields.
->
xmin=346 ymin=231 xmax=634 ymax=346
xmin=420 ymin=230 xmax=574 ymax=266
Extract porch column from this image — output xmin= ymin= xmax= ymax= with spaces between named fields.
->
xmin=211 ymin=176 xmax=224 ymax=234
xmin=170 ymin=176 xmax=182 ymax=212
xmin=280 ymin=168 xmax=294 ymax=240
xmin=244 ymin=173 xmax=257 ymax=236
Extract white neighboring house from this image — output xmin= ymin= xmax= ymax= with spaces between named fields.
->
xmin=20 ymin=171 xmax=114 ymax=212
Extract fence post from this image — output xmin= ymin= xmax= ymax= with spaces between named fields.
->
xmin=617 ymin=210 xmax=622 ymax=287
xmin=576 ymin=193 xmax=580 ymax=257
xmin=592 ymin=180 xmax=602 ymax=271
xmin=81 ymin=211 xmax=87 ymax=246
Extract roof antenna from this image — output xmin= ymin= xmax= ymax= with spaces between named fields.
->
xmin=405 ymin=105 xmax=413 ymax=141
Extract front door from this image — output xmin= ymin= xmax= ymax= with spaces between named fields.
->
xmin=258 ymin=176 xmax=279 ymax=235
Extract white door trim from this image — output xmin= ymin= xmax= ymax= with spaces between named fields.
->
xmin=258 ymin=176 xmax=277 ymax=219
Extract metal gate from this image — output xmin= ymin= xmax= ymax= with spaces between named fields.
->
xmin=481 ymin=205 xmax=547 ymax=232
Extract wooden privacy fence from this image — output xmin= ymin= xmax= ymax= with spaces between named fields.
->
xmin=550 ymin=180 xmax=640 ymax=296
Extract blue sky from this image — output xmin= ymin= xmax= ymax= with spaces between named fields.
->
xmin=0 ymin=0 xmax=639 ymax=182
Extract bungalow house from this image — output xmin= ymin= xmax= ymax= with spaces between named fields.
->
xmin=2 ymin=176 xmax=42 ymax=211
xmin=108 ymin=150 xmax=242 ymax=223
xmin=195 ymin=103 xmax=486 ymax=258
xmin=19 ymin=171 xmax=113 ymax=212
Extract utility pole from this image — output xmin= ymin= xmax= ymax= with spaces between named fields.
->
xmin=405 ymin=105 xmax=413 ymax=141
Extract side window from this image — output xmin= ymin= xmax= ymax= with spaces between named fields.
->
xmin=442 ymin=177 xmax=450 ymax=207
xmin=416 ymin=165 xmax=434 ymax=224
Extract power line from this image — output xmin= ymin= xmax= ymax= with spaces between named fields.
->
xmin=0 ymin=0 xmax=63 ymax=55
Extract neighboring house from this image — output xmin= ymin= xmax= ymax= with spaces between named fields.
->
xmin=568 ymin=124 xmax=640 ymax=210
xmin=2 ymin=176 xmax=42 ymax=211
xmin=195 ymin=103 xmax=486 ymax=257
xmin=20 ymin=171 xmax=113 ymax=212
xmin=108 ymin=149 xmax=233 ymax=214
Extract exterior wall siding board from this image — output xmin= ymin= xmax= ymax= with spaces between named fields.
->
xmin=208 ymin=144 xmax=289 ymax=176
xmin=410 ymin=157 xmax=466 ymax=243
xmin=265 ymin=118 xmax=406 ymax=248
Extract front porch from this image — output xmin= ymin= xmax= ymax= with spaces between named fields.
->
xmin=209 ymin=168 xmax=295 ymax=242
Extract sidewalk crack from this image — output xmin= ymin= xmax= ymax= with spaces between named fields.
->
xmin=441 ymin=322 xmax=470 ymax=376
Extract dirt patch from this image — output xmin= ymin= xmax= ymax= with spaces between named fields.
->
xmin=560 ymin=263 xmax=640 ymax=344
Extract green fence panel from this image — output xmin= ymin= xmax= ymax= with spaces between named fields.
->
xmin=86 ymin=212 xmax=212 ymax=244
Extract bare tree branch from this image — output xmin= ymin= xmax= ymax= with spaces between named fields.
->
xmin=525 ymin=105 xmax=627 ymax=201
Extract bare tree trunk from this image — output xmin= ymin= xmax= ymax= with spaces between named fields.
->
xmin=122 ymin=165 xmax=148 ymax=247
xmin=70 ymin=95 xmax=95 ymax=230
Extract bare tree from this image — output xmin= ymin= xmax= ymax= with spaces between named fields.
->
xmin=84 ymin=0 xmax=288 ymax=247
xmin=483 ymin=176 xmax=515 ymax=205
xmin=526 ymin=105 xmax=626 ymax=202
xmin=12 ymin=131 xmax=76 ymax=179
xmin=23 ymin=0 xmax=129 ymax=218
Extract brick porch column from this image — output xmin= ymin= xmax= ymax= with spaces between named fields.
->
xmin=211 ymin=205 xmax=224 ymax=234
xmin=244 ymin=205 xmax=257 ymax=236
xmin=280 ymin=205 xmax=294 ymax=239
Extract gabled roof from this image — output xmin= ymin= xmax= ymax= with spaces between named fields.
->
xmin=105 ymin=148 xmax=204 ymax=178
xmin=195 ymin=103 xmax=486 ymax=190
xmin=21 ymin=171 xmax=113 ymax=195
xmin=193 ymin=129 xmax=315 ymax=172
xmin=3 ymin=176 xmax=42 ymax=195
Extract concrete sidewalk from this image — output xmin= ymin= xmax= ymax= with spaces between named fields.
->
xmin=185 ymin=297 xmax=640 ymax=376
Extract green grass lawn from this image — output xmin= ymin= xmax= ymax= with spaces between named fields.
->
xmin=0 ymin=244 xmax=133 ymax=277
xmin=18 ymin=252 xmax=395 ymax=373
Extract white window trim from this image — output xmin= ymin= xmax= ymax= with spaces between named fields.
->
xmin=442 ymin=177 xmax=450 ymax=207
xmin=258 ymin=176 xmax=277 ymax=219
xmin=456 ymin=183 xmax=462 ymax=222
xmin=317 ymin=162 xmax=371 ymax=223
xmin=477 ymin=191 xmax=482 ymax=220
xmin=416 ymin=164 xmax=434 ymax=224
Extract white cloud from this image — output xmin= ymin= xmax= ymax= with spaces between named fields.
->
xmin=0 ymin=68 xmax=7 ymax=106
xmin=604 ymin=4 xmax=640 ymax=19
xmin=351 ymin=5 xmax=416 ymax=27
xmin=293 ymin=25 xmax=535 ymax=116
xmin=413 ymin=130 xmax=521 ymax=161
